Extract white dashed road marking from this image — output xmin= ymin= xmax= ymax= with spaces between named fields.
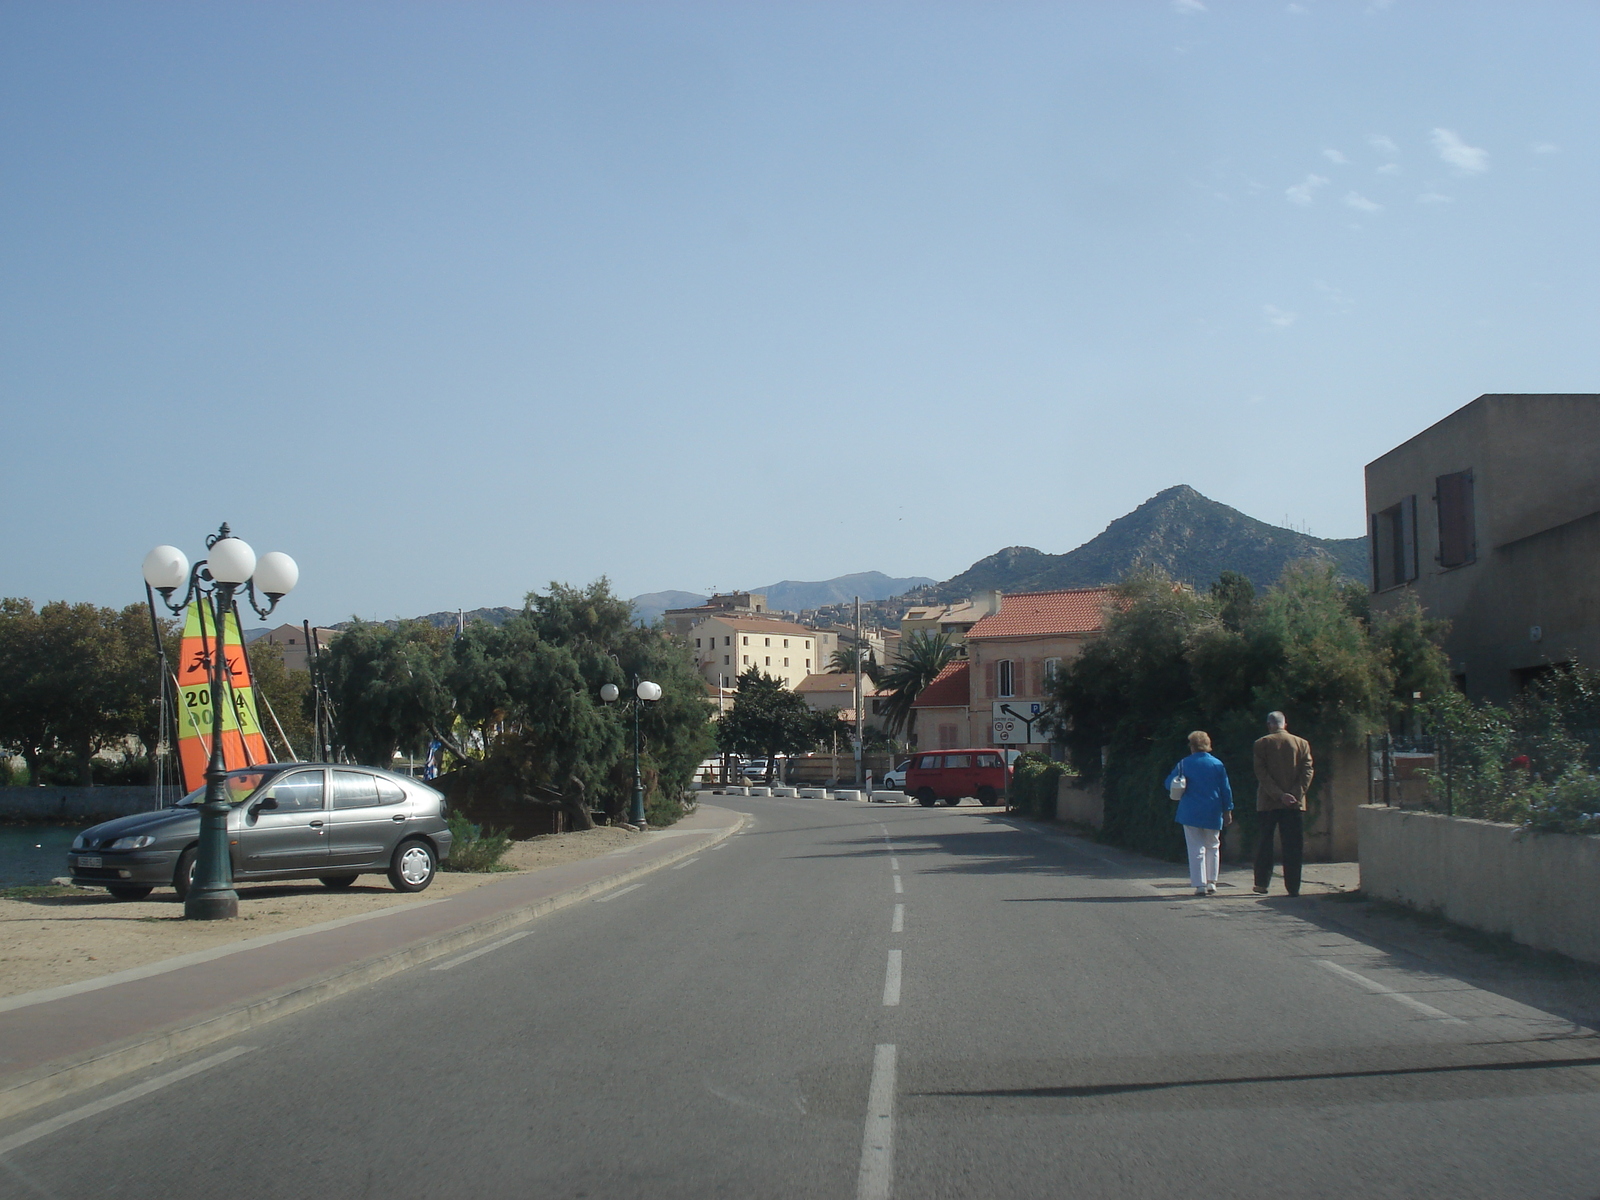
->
xmin=856 ymin=1044 xmax=897 ymax=1200
xmin=882 ymin=950 xmax=902 ymax=1006
xmin=431 ymin=930 xmax=532 ymax=971
xmin=1318 ymin=960 xmax=1467 ymax=1024
xmin=891 ymin=903 xmax=904 ymax=933
xmin=593 ymin=883 xmax=644 ymax=903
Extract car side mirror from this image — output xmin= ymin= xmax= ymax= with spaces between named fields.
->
xmin=250 ymin=797 xmax=279 ymax=815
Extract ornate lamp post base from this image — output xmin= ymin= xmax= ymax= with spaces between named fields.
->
xmin=185 ymin=891 xmax=240 ymax=920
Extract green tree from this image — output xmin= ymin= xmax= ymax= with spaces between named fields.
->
xmin=828 ymin=646 xmax=881 ymax=683
xmin=717 ymin=668 xmax=831 ymax=780
xmin=876 ymin=630 xmax=958 ymax=745
xmin=317 ymin=620 xmax=454 ymax=768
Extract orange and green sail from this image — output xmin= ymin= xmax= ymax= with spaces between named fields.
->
xmin=175 ymin=601 xmax=272 ymax=793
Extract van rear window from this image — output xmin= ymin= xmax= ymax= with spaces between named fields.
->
xmin=917 ymin=755 xmax=942 ymax=769
xmin=975 ymin=754 xmax=1000 ymax=768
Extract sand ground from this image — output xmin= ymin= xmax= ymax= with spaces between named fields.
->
xmin=0 ymin=826 xmax=644 ymax=1000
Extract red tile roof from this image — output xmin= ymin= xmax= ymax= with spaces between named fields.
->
xmin=912 ymin=659 xmax=970 ymax=708
xmin=966 ymin=588 xmax=1115 ymax=640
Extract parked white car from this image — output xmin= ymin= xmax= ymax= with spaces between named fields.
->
xmin=882 ymin=759 xmax=912 ymax=790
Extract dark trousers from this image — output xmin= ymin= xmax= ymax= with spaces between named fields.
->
xmin=1254 ymin=808 xmax=1303 ymax=894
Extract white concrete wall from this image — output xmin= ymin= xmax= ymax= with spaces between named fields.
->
xmin=1358 ymin=804 xmax=1600 ymax=965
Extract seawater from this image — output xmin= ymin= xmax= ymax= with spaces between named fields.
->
xmin=0 ymin=824 xmax=79 ymax=886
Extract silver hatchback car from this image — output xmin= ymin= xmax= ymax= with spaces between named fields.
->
xmin=66 ymin=764 xmax=454 ymax=900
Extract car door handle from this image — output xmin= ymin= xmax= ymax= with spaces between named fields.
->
xmin=309 ymin=820 xmax=324 ymax=828
xmin=391 ymin=814 xmax=406 ymax=822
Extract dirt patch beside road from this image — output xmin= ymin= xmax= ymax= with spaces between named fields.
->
xmin=0 ymin=825 xmax=644 ymax=1000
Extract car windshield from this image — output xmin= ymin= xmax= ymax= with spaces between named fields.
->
xmin=174 ymin=768 xmax=282 ymax=807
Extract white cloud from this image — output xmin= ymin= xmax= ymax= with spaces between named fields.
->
xmin=1377 ymin=163 xmax=1402 ymax=175
xmin=1431 ymin=128 xmax=1488 ymax=174
xmin=1323 ymin=148 xmax=1350 ymax=165
xmin=1416 ymin=192 xmax=1453 ymax=204
xmin=1368 ymin=134 xmax=1400 ymax=157
xmin=1263 ymin=305 xmax=1298 ymax=328
xmin=1171 ymin=0 xmax=1207 ymax=11
xmin=1286 ymin=3 xmax=1309 ymax=13
xmin=1531 ymin=142 xmax=1561 ymax=155
xmin=1286 ymin=174 xmax=1329 ymax=205
xmin=1343 ymin=191 xmax=1382 ymax=212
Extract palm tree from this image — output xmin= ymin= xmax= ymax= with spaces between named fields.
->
xmin=877 ymin=631 xmax=958 ymax=746
xmin=828 ymin=645 xmax=881 ymax=684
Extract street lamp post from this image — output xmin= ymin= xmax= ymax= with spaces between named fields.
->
xmin=600 ymin=677 xmax=662 ymax=829
xmin=142 ymin=524 xmax=298 ymax=920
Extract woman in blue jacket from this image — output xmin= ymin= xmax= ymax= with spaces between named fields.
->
xmin=1164 ymin=731 xmax=1234 ymax=896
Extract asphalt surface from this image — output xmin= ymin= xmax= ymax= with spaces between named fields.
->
xmin=3 ymin=795 xmax=1600 ymax=1200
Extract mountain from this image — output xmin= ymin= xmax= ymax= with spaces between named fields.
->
xmin=930 ymin=485 xmax=1366 ymax=599
xmin=329 ymin=607 xmax=519 ymax=633
xmin=756 ymin=572 xmax=936 ymax=613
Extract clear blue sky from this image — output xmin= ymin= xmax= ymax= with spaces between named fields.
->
xmin=3 ymin=2 xmax=1595 ymax=627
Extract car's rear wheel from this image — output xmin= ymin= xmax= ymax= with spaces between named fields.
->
xmin=388 ymin=839 xmax=436 ymax=893
xmin=320 ymin=874 xmax=359 ymax=890
xmin=916 ymin=788 xmax=937 ymax=807
xmin=107 ymin=885 xmax=153 ymax=901
xmin=173 ymin=847 xmax=198 ymax=900
xmin=977 ymin=785 xmax=998 ymax=806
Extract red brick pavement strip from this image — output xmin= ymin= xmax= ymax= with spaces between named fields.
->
xmin=0 ymin=804 xmax=747 ymax=1123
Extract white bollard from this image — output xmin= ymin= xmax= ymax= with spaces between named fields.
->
xmin=831 ymin=790 xmax=865 ymax=802
xmin=870 ymin=790 xmax=906 ymax=804
xmin=772 ymin=786 xmax=798 ymax=797
xmin=747 ymin=786 xmax=771 ymax=797
xmin=798 ymin=787 xmax=829 ymax=799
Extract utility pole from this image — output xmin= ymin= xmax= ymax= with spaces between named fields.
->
xmin=854 ymin=594 xmax=864 ymax=788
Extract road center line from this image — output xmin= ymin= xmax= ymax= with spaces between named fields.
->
xmin=856 ymin=1044 xmax=897 ymax=1200
xmin=430 ymin=930 xmax=532 ymax=971
xmin=892 ymin=875 xmax=903 ymax=894
xmin=891 ymin=903 xmax=903 ymax=933
xmin=882 ymin=950 xmax=902 ymax=1006
xmin=1318 ymin=960 xmax=1467 ymax=1024
xmin=0 ymin=1047 xmax=256 ymax=1157
xmin=889 ymin=856 xmax=899 ymax=870
xmin=670 ymin=857 xmax=700 ymax=869
xmin=593 ymin=883 xmax=644 ymax=903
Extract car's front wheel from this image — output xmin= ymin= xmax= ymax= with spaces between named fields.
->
xmin=388 ymin=839 xmax=436 ymax=893
xmin=173 ymin=847 xmax=198 ymax=900
xmin=107 ymin=885 xmax=153 ymax=901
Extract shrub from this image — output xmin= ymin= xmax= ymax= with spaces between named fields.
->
xmin=1011 ymin=755 xmax=1064 ymax=820
xmin=444 ymin=811 xmax=513 ymax=872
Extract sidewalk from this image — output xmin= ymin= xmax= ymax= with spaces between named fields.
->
xmin=0 ymin=804 xmax=745 ymax=1122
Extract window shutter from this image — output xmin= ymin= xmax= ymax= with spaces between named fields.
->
xmin=1436 ymin=471 xmax=1476 ymax=568
xmin=984 ymin=661 xmax=996 ymax=698
xmin=1030 ymin=660 xmax=1043 ymax=696
xmin=1370 ymin=512 xmax=1383 ymax=591
xmin=1400 ymin=494 xmax=1418 ymax=582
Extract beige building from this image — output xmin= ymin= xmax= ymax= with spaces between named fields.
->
xmin=689 ymin=615 xmax=819 ymax=691
xmin=795 ymin=672 xmax=891 ymax=734
xmin=899 ymin=592 xmax=1002 ymax=653
xmin=257 ymin=624 xmax=341 ymax=672
xmin=663 ymin=592 xmax=774 ymax=638
xmin=1366 ymin=394 xmax=1600 ymax=703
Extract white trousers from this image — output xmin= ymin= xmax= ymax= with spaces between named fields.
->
xmin=1183 ymin=825 xmax=1221 ymax=889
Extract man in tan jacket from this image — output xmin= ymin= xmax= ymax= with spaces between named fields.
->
xmin=1253 ymin=711 xmax=1314 ymax=896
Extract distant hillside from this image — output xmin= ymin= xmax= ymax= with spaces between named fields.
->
xmin=330 ymin=607 xmax=518 ymax=633
xmin=931 ymin=485 xmax=1366 ymax=599
xmin=757 ymin=572 xmax=935 ymax=612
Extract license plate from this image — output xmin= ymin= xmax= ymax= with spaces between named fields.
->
xmin=75 ymin=856 xmax=102 ymax=868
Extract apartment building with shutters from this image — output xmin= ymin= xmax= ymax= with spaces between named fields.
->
xmin=1366 ymin=393 xmax=1600 ymax=703
xmin=908 ymin=589 xmax=1113 ymax=751
xmin=687 ymin=614 xmax=819 ymax=691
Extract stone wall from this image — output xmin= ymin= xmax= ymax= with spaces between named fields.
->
xmin=1358 ymin=804 xmax=1600 ymax=965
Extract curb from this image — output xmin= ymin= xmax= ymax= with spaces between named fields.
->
xmin=0 ymin=812 xmax=748 ymax=1124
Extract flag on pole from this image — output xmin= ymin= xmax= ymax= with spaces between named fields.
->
xmin=174 ymin=601 xmax=271 ymax=793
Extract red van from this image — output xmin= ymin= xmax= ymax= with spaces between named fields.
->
xmin=904 ymin=749 xmax=1011 ymax=807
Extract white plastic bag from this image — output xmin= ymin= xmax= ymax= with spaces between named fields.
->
xmin=1168 ymin=774 xmax=1186 ymax=803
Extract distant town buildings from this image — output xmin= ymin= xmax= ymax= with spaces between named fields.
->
xmin=688 ymin=614 xmax=819 ymax=691
xmin=257 ymin=624 xmax=341 ymax=672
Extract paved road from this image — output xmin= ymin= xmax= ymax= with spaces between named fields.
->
xmin=4 ymin=796 xmax=1600 ymax=1199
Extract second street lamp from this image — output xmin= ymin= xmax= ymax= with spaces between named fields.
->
xmin=142 ymin=523 xmax=298 ymax=920
xmin=601 ymin=678 xmax=662 ymax=829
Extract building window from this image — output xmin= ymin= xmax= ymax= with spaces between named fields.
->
xmin=742 ymin=655 xmax=749 ymax=665
xmin=1436 ymin=471 xmax=1476 ymax=568
xmin=805 ymin=658 xmax=811 ymax=670
xmin=998 ymin=660 xmax=1015 ymax=698
xmin=695 ymin=638 xmax=701 ymax=648
xmin=743 ymin=636 xmax=749 ymax=646
xmin=764 ymin=637 xmax=771 ymax=647
xmin=805 ymin=640 xmax=810 ymax=649
xmin=724 ymin=636 xmax=730 ymax=646
xmin=783 ymin=657 xmax=789 ymax=667
xmin=1370 ymin=495 xmax=1418 ymax=590
xmin=1043 ymin=658 xmax=1062 ymax=686
xmin=724 ymin=655 xmax=730 ymax=665
xmin=938 ymin=723 xmax=959 ymax=749
xmin=764 ymin=656 xmax=770 ymax=666
xmin=783 ymin=638 xmax=789 ymax=648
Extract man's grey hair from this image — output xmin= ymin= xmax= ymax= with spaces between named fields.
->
xmin=1266 ymin=711 xmax=1287 ymax=730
